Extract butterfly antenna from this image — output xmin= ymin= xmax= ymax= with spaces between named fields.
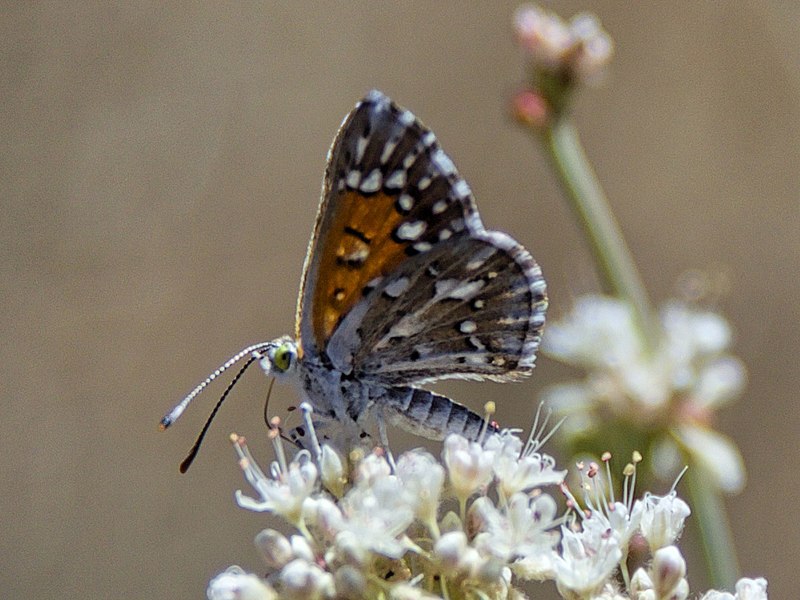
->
xmin=160 ymin=342 xmax=272 ymax=430
xmin=178 ymin=354 xmax=259 ymax=473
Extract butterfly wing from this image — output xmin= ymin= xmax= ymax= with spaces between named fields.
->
xmin=297 ymin=90 xmax=547 ymax=384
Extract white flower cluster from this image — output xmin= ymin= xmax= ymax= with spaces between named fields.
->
xmin=541 ymin=295 xmax=747 ymax=493
xmin=205 ymin=418 xmax=766 ymax=599
xmin=513 ymin=3 xmax=613 ymax=82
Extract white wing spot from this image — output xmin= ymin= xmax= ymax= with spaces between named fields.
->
xmin=469 ymin=335 xmax=486 ymax=350
xmin=396 ymin=220 xmax=427 ymax=241
xmin=360 ymin=169 xmax=382 ymax=193
xmin=403 ymin=151 xmax=419 ymax=170
xmin=466 ymin=247 xmax=498 ymax=270
xmin=432 ymin=149 xmax=455 ymax=175
xmin=450 ymin=218 xmax=465 ymax=232
xmin=418 ymin=175 xmax=432 ymax=190
xmin=399 ymin=110 xmax=415 ymax=126
xmin=398 ymin=193 xmax=414 ymax=212
xmin=438 ymin=229 xmax=452 ymax=241
xmin=453 ymin=179 xmax=471 ymax=198
xmin=459 ymin=320 xmax=477 ymax=334
xmin=346 ymin=169 xmax=361 ymax=188
xmin=383 ymin=276 xmax=410 ymax=298
xmin=422 ymin=131 xmax=436 ymax=146
xmin=435 ymin=278 xmax=485 ymax=301
xmin=472 ymin=299 xmax=485 ymax=309
xmin=413 ymin=241 xmax=433 ymax=253
xmin=385 ymin=169 xmax=407 ymax=189
xmin=380 ymin=139 xmax=399 ymax=164
xmin=432 ymin=199 xmax=448 ymax=214
xmin=342 ymin=246 xmax=369 ymax=265
xmin=355 ymin=136 xmax=369 ymax=163
xmin=376 ymin=313 xmax=425 ymax=347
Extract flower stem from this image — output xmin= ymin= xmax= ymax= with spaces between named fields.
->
xmin=685 ymin=465 xmax=740 ymax=589
xmin=540 ymin=116 xmax=659 ymax=343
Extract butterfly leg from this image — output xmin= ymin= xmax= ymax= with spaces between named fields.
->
xmin=374 ymin=406 xmax=398 ymax=472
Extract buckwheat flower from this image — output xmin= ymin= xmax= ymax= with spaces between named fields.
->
xmin=207 ymin=566 xmax=276 ymax=600
xmin=591 ymin=587 xmax=628 ymax=600
xmin=672 ymin=424 xmax=745 ymax=494
xmin=386 ymin=584 xmax=442 ymax=600
xmin=233 ymin=435 xmax=317 ymax=527
xmin=319 ymin=444 xmax=346 ymax=498
xmin=514 ymin=4 xmax=572 ymax=67
xmin=639 ymin=491 xmax=691 ymax=550
xmin=434 ymin=528 xmax=500 ymax=587
xmin=470 ymin=491 xmax=560 ymax=576
xmin=302 ymin=495 xmax=345 ymax=541
xmin=433 ymin=530 xmax=471 ymax=572
xmin=513 ymin=4 xmax=613 ymax=83
xmin=541 ymin=294 xmax=747 ymax=493
xmin=331 ymin=564 xmax=367 ymax=598
xmin=552 ymin=515 xmax=623 ymax=599
xmin=338 ymin=454 xmax=415 ymax=558
xmin=278 ymin=558 xmax=335 ymax=600
xmin=485 ymin=429 xmax=566 ymax=501
xmin=395 ymin=449 xmax=445 ymax=533
xmin=443 ymin=434 xmax=494 ymax=505
xmin=734 ymin=578 xmax=769 ymax=600
xmin=629 ymin=566 xmax=654 ymax=598
xmin=512 ymin=88 xmax=550 ymax=128
xmin=576 ymin=455 xmax=645 ymax=560
xmin=254 ymin=529 xmax=293 ymax=570
xmin=699 ymin=578 xmax=768 ymax=600
xmin=331 ymin=529 xmax=370 ymax=567
xmin=650 ymin=545 xmax=689 ymax=600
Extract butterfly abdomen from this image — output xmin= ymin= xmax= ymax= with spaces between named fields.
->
xmin=381 ymin=386 xmax=494 ymax=441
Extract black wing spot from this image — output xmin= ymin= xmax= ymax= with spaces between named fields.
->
xmin=344 ymin=226 xmax=372 ymax=245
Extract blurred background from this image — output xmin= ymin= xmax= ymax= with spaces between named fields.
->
xmin=2 ymin=2 xmax=798 ymax=598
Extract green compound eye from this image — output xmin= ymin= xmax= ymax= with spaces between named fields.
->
xmin=273 ymin=342 xmax=294 ymax=372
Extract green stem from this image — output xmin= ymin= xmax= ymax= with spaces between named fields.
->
xmin=685 ymin=464 xmax=740 ymax=589
xmin=540 ymin=116 xmax=659 ymax=342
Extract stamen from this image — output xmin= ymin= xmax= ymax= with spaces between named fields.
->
xmin=478 ymin=401 xmax=496 ymax=444
xmin=670 ymin=465 xmax=689 ymax=494
xmin=602 ymin=452 xmax=615 ymax=504
xmin=299 ymin=402 xmax=322 ymax=462
xmin=269 ymin=417 xmax=289 ymax=475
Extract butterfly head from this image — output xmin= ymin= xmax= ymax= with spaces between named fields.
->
xmin=258 ymin=336 xmax=299 ymax=379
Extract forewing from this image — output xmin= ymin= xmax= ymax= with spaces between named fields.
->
xmin=297 ymin=90 xmax=474 ymax=356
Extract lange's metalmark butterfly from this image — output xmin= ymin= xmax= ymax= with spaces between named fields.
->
xmin=162 ymin=91 xmax=547 ymax=468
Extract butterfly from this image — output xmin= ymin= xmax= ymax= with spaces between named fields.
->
xmin=162 ymin=90 xmax=547 ymax=466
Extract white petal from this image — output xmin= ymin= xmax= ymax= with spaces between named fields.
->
xmin=678 ymin=425 xmax=746 ymax=494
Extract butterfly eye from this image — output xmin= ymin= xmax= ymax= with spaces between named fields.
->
xmin=272 ymin=342 xmax=296 ymax=372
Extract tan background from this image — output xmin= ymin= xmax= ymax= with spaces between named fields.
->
xmin=2 ymin=2 xmax=797 ymax=598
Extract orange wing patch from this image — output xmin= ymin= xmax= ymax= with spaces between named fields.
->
xmin=311 ymin=191 xmax=410 ymax=348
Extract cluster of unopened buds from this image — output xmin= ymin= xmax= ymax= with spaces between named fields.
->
xmin=511 ymin=4 xmax=614 ymax=126
xmin=205 ymin=404 xmax=766 ymax=600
